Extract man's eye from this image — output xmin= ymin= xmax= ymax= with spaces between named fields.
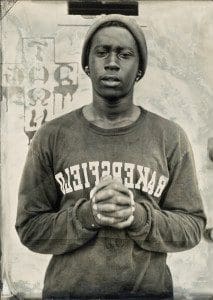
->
xmin=96 ymin=51 xmax=108 ymax=57
xmin=119 ymin=52 xmax=132 ymax=59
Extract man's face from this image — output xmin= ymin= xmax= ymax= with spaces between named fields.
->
xmin=88 ymin=26 xmax=139 ymax=100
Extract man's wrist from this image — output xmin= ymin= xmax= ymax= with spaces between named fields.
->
xmin=77 ymin=199 xmax=101 ymax=231
xmin=128 ymin=202 xmax=148 ymax=232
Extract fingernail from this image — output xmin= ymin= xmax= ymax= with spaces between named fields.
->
xmin=97 ymin=214 xmax=102 ymax=220
xmin=132 ymin=206 xmax=135 ymax=212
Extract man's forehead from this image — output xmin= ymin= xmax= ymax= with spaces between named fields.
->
xmin=91 ymin=26 xmax=137 ymax=49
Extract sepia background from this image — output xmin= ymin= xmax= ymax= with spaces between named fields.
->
xmin=1 ymin=0 xmax=213 ymax=299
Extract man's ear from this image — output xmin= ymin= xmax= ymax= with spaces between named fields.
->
xmin=135 ymin=70 xmax=142 ymax=82
xmin=85 ymin=66 xmax=90 ymax=77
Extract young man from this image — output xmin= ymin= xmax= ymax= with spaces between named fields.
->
xmin=16 ymin=14 xmax=206 ymax=299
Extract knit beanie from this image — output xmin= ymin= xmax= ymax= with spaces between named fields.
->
xmin=81 ymin=14 xmax=147 ymax=80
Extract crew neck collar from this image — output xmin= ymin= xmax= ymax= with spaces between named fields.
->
xmin=77 ymin=105 xmax=147 ymax=136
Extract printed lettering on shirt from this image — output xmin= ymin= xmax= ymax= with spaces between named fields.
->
xmin=81 ymin=162 xmax=90 ymax=188
xmin=154 ymin=175 xmax=169 ymax=197
xmin=147 ymin=171 xmax=156 ymax=195
xmin=101 ymin=161 xmax=111 ymax=178
xmin=89 ymin=161 xmax=100 ymax=185
xmin=64 ymin=167 xmax=73 ymax=193
xmin=124 ymin=163 xmax=135 ymax=189
xmin=135 ymin=166 xmax=150 ymax=192
xmin=55 ymin=172 xmax=66 ymax=195
xmin=70 ymin=165 xmax=83 ymax=191
xmin=112 ymin=162 xmax=123 ymax=179
xmin=54 ymin=160 xmax=169 ymax=198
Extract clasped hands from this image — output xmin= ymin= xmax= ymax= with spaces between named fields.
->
xmin=90 ymin=176 xmax=135 ymax=229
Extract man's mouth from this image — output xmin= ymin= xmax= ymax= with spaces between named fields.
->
xmin=100 ymin=75 xmax=121 ymax=87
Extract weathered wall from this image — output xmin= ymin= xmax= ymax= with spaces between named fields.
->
xmin=1 ymin=1 xmax=213 ymax=298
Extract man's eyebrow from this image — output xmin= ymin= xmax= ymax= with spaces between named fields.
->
xmin=94 ymin=45 xmax=109 ymax=49
xmin=93 ymin=45 xmax=135 ymax=51
xmin=117 ymin=47 xmax=135 ymax=52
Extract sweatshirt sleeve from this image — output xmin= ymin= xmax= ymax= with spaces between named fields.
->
xmin=15 ymin=126 xmax=98 ymax=255
xmin=127 ymin=126 xmax=206 ymax=253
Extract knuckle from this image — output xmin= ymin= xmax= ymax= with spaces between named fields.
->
xmin=111 ymin=204 xmax=116 ymax=210
xmin=108 ymin=217 xmax=115 ymax=225
xmin=99 ymin=216 xmax=106 ymax=224
xmin=108 ymin=203 xmax=115 ymax=211
xmin=101 ymin=220 xmax=107 ymax=226
xmin=128 ymin=207 xmax=133 ymax=214
xmin=116 ymin=195 xmax=122 ymax=203
xmin=108 ymin=189 xmax=114 ymax=197
xmin=105 ymin=204 xmax=113 ymax=212
xmin=97 ymin=191 xmax=103 ymax=199
xmin=113 ymin=183 xmax=118 ymax=190
xmin=104 ymin=204 xmax=110 ymax=211
xmin=116 ymin=210 xmax=125 ymax=218
xmin=98 ymin=204 xmax=105 ymax=211
xmin=117 ymin=223 xmax=124 ymax=229
xmin=114 ymin=211 xmax=120 ymax=218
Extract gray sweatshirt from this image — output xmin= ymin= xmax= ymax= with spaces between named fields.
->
xmin=15 ymin=106 xmax=206 ymax=299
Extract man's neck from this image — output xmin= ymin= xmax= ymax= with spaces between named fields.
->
xmin=82 ymin=93 xmax=141 ymax=129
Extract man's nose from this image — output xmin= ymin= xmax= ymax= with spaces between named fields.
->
xmin=104 ymin=53 xmax=120 ymax=71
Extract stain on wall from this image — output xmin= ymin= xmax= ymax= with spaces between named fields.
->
xmin=1 ymin=1 xmax=213 ymax=298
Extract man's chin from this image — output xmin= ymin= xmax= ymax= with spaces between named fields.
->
xmin=105 ymin=95 xmax=121 ymax=102
xmin=99 ymin=91 xmax=125 ymax=102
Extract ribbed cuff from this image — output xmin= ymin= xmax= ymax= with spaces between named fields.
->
xmin=77 ymin=198 xmax=101 ymax=231
xmin=128 ymin=202 xmax=148 ymax=232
